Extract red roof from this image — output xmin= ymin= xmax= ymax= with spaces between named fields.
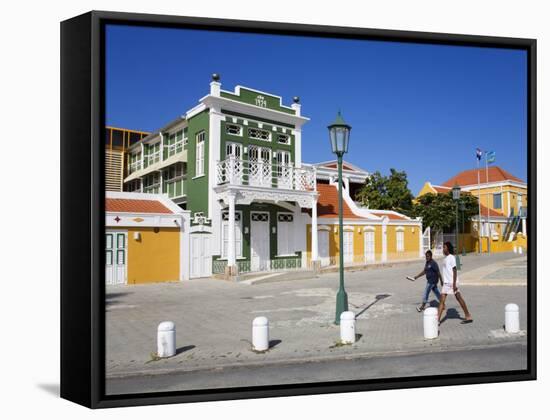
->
xmin=317 ymin=184 xmax=361 ymax=219
xmin=323 ymin=163 xmax=356 ymax=171
xmin=106 ymin=198 xmax=173 ymax=214
xmin=479 ymin=204 xmax=504 ymax=218
xmin=370 ymin=212 xmax=407 ymax=220
xmin=442 ymin=166 xmax=524 ymax=187
xmin=432 ymin=185 xmax=451 ymax=193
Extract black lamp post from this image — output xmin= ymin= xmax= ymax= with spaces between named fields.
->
xmin=452 ymin=183 xmax=462 ymax=270
xmin=328 ymin=111 xmax=351 ymax=325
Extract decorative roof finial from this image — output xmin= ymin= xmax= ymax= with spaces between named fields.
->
xmin=211 ymin=73 xmax=220 ymax=82
xmin=293 ymin=96 xmax=300 ymax=104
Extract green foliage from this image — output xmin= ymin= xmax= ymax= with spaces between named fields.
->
xmin=412 ymin=192 xmax=479 ymax=233
xmin=355 ymin=169 xmax=414 ymax=215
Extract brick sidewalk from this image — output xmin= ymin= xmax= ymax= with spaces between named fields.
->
xmin=106 ymin=253 xmax=527 ymax=378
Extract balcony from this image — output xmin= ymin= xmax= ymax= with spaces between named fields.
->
xmin=216 ymin=156 xmax=316 ymax=191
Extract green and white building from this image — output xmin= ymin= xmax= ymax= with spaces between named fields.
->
xmin=123 ymin=75 xmax=318 ymax=278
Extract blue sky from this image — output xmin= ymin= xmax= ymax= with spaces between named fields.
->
xmin=106 ymin=25 xmax=527 ymax=194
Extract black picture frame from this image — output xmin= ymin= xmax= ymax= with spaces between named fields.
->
xmin=60 ymin=10 xmax=537 ymax=409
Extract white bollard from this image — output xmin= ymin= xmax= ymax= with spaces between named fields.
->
xmin=505 ymin=303 xmax=520 ymax=333
xmin=157 ymin=321 xmax=176 ymax=358
xmin=423 ymin=307 xmax=439 ymax=339
xmin=518 ymin=246 xmax=523 ymax=255
xmin=252 ymin=317 xmax=269 ymax=351
xmin=340 ymin=311 xmax=356 ymax=344
xmin=513 ymin=245 xmax=517 ymax=254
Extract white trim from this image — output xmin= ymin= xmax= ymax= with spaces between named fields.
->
xmin=200 ymin=95 xmax=309 ymax=128
xmin=460 ymin=180 xmax=527 ymax=191
xmin=317 ymin=225 xmax=331 ymax=231
xmin=395 ymin=226 xmax=405 ymax=232
xmin=362 ymin=226 xmax=376 ymax=232
xmin=343 ymin=226 xmax=355 ymax=232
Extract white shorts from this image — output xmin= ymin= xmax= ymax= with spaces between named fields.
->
xmin=442 ymin=283 xmax=459 ymax=295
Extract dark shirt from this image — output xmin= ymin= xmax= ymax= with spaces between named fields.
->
xmin=424 ymin=260 xmax=440 ymax=284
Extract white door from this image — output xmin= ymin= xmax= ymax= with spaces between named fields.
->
xmin=319 ymin=230 xmax=330 ymax=267
xmin=364 ymin=230 xmax=375 ymax=263
xmin=191 ymin=234 xmax=212 ymax=278
xmin=275 ymin=150 xmax=292 ymax=189
xmin=249 ymin=146 xmax=272 ymax=187
xmin=251 ymin=212 xmax=270 ymax=271
xmin=343 ymin=231 xmax=354 ymax=264
xmin=105 ymin=231 xmax=127 ymax=285
xmin=226 ymin=142 xmax=243 ymax=184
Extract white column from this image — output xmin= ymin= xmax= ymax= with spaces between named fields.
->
xmin=311 ymin=196 xmax=319 ymax=261
xmin=227 ymin=191 xmax=237 ymax=268
xmin=418 ymin=219 xmax=424 ymax=258
xmin=382 ymin=218 xmax=388 ymax=262
xmin=522 ymin=218 xmax=527 ymax=235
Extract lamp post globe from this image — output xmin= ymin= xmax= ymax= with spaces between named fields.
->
xmin=328 ymin=111 xmax=351 ymax=324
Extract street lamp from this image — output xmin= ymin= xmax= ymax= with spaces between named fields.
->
xmin=328 ymin=111 xmax=351 ymax=325
xmin=459 ymin=201 xmax=466 ymax=256
xmin=452 ymin=183 xmax=462 ymax=270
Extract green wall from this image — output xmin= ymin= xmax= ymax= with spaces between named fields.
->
xmin=185 ymin=110 xmax=210 ymax=216
xmin=220 ymin=87 xmax=295 ymax=115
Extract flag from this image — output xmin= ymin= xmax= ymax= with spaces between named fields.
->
xmin=476 ymin=148 xmax=483 ymax=160
xmin=486 ymin=151 xmax=496 ymax=163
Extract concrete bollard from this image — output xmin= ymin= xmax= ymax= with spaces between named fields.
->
xmin=505 ymin=303 xmax=520 ymax=333
xmin=518 ymin=246 xmax=523 ymax=255
xmin=340 ymin=311 xmax=356 ymax=344
xmin=157 ymin=321 xmax=176 ymax=358
xmin=513 ymin=245 xmax=517 ymax=254
xmin=252 ymin=316 xmax=269 ymax=351
xmin=423 ymin=307 xmax=439 ymax=339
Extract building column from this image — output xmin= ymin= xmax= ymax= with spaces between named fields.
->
xmin=522 ymin=218 xmax=527 ymax=236
xmin=227 ymin=191 xmax=237 ymax=275
xmin=417 ymin=219 xmax=424 ymax=258
xmin=311 ymin=196 xmax=319 ymax=271
xmin=381 ymin=218 xmax=388 ymax=262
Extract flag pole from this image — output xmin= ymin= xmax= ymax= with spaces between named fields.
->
xmin=485 ymin=152 xmax=491 ymax=254
xmin=477 ymin=155 xmax=482 ymax=254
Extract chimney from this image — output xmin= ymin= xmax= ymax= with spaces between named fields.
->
xmin=291 ymin=96 xmax=301 ymax=116
xmin=210 ymin=73 xmax=221 ymax=97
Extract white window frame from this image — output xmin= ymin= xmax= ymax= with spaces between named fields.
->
xmin=221 ymin=210 xmax=243 ymax=259
xmin=225 ymin=123 xmax=243 ymax=136
xmin=277 ymin=212 xmax=295 ymax=256
xmin=343 ymin=230 xmax=354 ymax=263
xmin=195 ymin=131 xmax=206 ymax=177
xmin=277 ymin=133 xmax=291 ymax=145
xmin=396 ymin=228 xmax=405 ymax=252
xmin=248 ymin=127 xmax=271 ymax=142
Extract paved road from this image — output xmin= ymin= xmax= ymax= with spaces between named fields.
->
xmin=106 ymin=342 xmax=527 ymax=394
xmin=105 ymin=253 xmax=528 ymax=394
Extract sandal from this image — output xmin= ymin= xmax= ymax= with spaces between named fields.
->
xmin=417 ymin=305 xmax=425 ymax=312
xmin=461 ymin=319 xmax=473 ymax=324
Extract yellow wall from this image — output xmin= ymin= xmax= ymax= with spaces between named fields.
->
xmin=123 ymin=227 xmax=181 ymax=284
xmin=468 ymin=185 xmax=527 ymax=216
xmin=306 ymin=223 xmax=418 ymax=264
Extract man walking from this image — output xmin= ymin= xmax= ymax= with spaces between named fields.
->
xmin=438 ymin=241 xmax=473 ymax=325
xmin=409 ymin=250 xmax=442 ymax=312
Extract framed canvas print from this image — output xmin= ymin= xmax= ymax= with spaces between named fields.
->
xmin=60 ymin=11 xmax=536 ymax=408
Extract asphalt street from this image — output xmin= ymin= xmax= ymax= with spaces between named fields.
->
xmin=106 ymin=342 xmax=527 ymax=394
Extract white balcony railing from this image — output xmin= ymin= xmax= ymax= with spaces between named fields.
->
xmin=216 ymin=156 xmax=316 ymax=191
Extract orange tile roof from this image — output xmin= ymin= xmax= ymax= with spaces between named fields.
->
xmin=317 ymin=184 xmax=361 ymax=219
xmin=106 ymin=198 xmax=173 ymax=214
xmin=370 ymin=212 xmax=407 ymax=220
xmin=442 ymin=166 xmax=524 ymax=187
xmin=478 ymin=204 xmax=505 ymax=218
xmin=432 ymin=185 xmax=451 ymax=193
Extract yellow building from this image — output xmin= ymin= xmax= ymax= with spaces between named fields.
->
xmin=105 ymin=192 xmax=191 ymax=284
xmin=306 ymin=162 xmax=423 ymax=269
xmin=418 ymin=166 xmax=527 ymax=253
